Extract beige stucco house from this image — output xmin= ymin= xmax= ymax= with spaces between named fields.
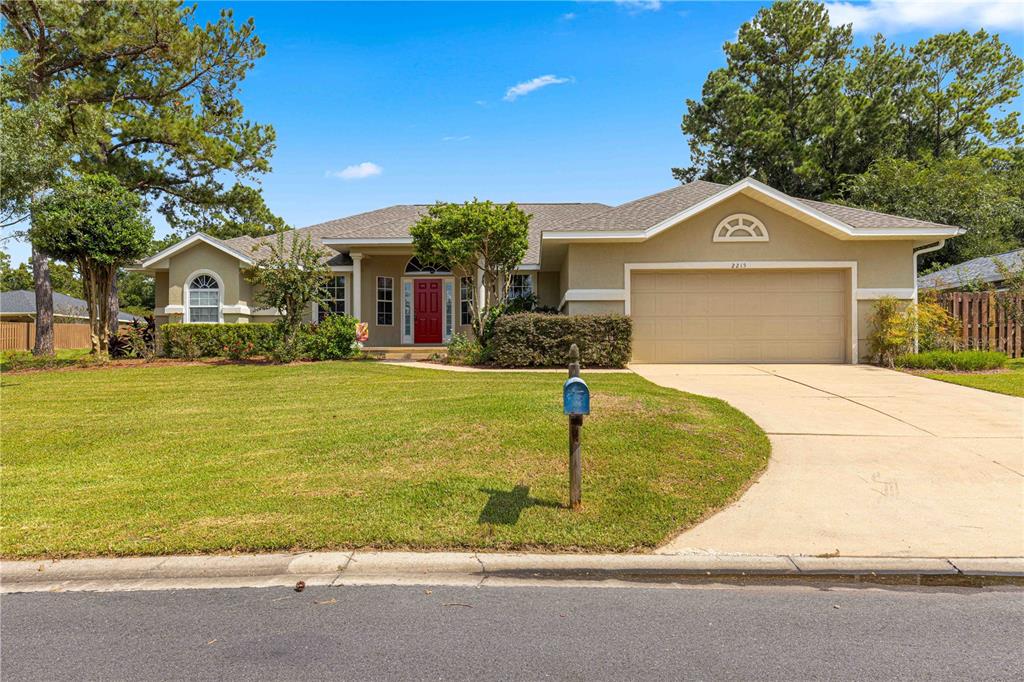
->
xmin=135 ymin=178 xmax=960 ymax=364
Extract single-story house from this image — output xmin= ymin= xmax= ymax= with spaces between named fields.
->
xmin=0 ymin=290 xmax=143 ymax=324
xmin=133 ymin=177 xmax=961 ymax=364
xmin=917 ymin=248 xmax=1023 ymax=292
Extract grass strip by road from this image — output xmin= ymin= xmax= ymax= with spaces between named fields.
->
xmin=1 ymin=362 xmax=769 ymax=558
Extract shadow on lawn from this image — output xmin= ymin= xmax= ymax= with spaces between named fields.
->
xmin=478 ymin=485 xmax=562 ymax=525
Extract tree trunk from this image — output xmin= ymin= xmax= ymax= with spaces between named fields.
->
xmin=107 ymin=270 xmax=120 ymax=339
xmin=31 ymin=244 xmax=55 ymax=356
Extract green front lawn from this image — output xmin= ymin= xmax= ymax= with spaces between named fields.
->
xmin=920 ymin=358 xmax=1024 ymax=397
xmin=0 ymin=348 xmax=93 ymax=372
xmin=0 ymin=362 xmax=769 ymax=558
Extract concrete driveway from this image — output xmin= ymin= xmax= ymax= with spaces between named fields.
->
xmin=631 ymin=364 xmax=1024 ymax=557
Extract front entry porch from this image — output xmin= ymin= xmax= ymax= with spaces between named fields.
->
xmin=362 ymin=345 xmax=448 ymax=360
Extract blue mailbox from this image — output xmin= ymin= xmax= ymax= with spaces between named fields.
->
xmin=563 ymin=377 xmax=591 ymax=416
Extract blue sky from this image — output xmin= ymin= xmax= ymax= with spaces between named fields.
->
xmin=5 ymin=0 xmax=1023 ymax=264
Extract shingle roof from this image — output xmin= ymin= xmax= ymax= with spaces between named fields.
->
xmin=918 ymin=248 xmax=1024 ymax=290
xmin=224 ymin=203 xmax=611 ymax=265
xmin=0 ymin=290 xmax=142 ymax=322
xmin=202 ymin=180 xmax=956 ymax=269
xmin=547 ymin=180 xmax=956 ymax=232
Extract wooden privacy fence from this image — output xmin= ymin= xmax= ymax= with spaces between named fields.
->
xmin=940 ymin=292 xmax=1023 ymax=358
xmin=0 ymin=322 xmax=92 ymax=351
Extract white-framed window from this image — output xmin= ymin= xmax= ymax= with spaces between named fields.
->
xmin=319 ymin=275 xmax=346 ymax=318
xmin=405 ymin=257 xmax=451 ymax=275
xmin=377 ymin=276 xmax=394 ymax=325
xmin=509 ymin=273 xmax=533 ymax=300
xmin=459 ymin=276 xmax=473 ymax=325
xmin=186 ymin=273 xmax=221 ymax=323
xmin=713 ymin=214 xmax=769 ymax=242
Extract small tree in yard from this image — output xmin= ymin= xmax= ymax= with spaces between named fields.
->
xmin=410 ymin=200 xmax=529 ymax=340
xmin=30 ymin=174 xmax=152 ymax=355
xmin=247 ymin=232 xmax=329 ymax=361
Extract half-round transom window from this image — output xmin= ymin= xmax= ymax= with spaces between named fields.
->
xmin=405 ymin=256 xmax=451 ymax=274
xmin=713 ymin=214 xmax=769 ymax=242
xmin=187 ymin=274 xmax=221 ymax=323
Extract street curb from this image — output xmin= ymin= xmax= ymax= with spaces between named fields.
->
xmin=3 ymin=552 xmax=1023 ymax=593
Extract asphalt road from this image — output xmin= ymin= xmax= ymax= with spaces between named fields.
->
xmin=2 ymin=583 xmax=1022 ymax=681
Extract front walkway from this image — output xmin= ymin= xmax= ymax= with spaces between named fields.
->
xmin=631 ymin=364 xmax=1024 ymax=557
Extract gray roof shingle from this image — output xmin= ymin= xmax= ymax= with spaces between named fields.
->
xmin=225 ymin=203 xmax=611 ymax=265
xmin=918 ymin=248 xmax=1024 ymax=290
xmin=0 ymin=290 xmax=142 ymax=322
xmin=547 ymin=180 xmax=957 ymax=232
xmin=201 ymin=180 xmax=956 ymax=269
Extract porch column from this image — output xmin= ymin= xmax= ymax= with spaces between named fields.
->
xmin=351 ymin=253 xmax=363 ymax=321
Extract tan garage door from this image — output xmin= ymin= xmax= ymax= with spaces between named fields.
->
xmin=631 ymin=269 xmax=849 ymax=363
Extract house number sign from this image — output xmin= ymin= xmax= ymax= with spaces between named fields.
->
xmin=731 ymin=262 xmax=748 ymax=269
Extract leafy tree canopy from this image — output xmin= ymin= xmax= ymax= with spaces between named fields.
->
xmin=675 ymin=0 xmax=1023 ymax=200
xmin=0 ymin=251 xmax=33 ymax=291
xmin=1 ymin=0 xmax=284 ymax=239
xmin=247 ymin=233 xmax=330 ymax=360
xmin=843 ymin=154 xmax=1024 ymax=267
xmin=411 ymin=200 xmax=530 ymax=339
xmin=30 ymin=173 xmax=153 ymax=353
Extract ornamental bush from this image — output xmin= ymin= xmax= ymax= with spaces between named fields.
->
xmin=446 ymin=333 xmax=485 ymax=366
xmin=302 ymin=315 xmax=358 ymax=360
xmin=160 ymin=323 xmax=277 ymax=358
xmin=488 ymin=313 xmax=632 ymax=368
xmin=895 ymin=350 xmax=1007 ymax=371
xmin=867 ymin=295 xmax=955 ymax=367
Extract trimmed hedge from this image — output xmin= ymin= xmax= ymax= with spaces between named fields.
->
xmin=160 ymin=323 xmax=277 ymax=359
xmin=895 ymin=350 xmax=1007 ymax=371
xmin=488 ymin=313 xmax=632 ymax=368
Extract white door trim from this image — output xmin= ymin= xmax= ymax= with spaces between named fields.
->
xmin=400 ymin=275 xmax=455 ymax=345
xmin=624 ymin=260 xmax=859 ymax=364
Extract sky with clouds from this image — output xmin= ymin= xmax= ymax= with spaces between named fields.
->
xmin=5 ymin=1 xmax=1023 ymax=264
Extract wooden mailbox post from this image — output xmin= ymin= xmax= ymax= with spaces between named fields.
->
xmin=563 ymin=344 xmax=589 ymax=509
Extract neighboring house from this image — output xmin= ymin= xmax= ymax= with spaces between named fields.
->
xmin=917 ymin=248 xmax=1024 ymax=292
xmin=0 ymin=290 xmax=143 ymax=324
xmin=133 ymin=177 xmax=960 ymax=364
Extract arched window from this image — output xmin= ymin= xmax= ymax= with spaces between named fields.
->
xmin=186 ymin=273 xmax=221 ymax=323
xmin=405 ymin=256 xmax=451 ymax=275
xmin=713 ymin=214 xmax=769 ymax=242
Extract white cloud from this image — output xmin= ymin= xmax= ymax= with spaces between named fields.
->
xmin=615 ymin=0 xmax=662 ymax=13
xmin=561 ymin=12 xmax=577 ymax=21
xmin=328 ymin=162 xmax=383 ymax=180
xmin=824 ymin=1 xmax=1023 ymax=33
xmin=503 ymin=74 xmax=572 ymax=102
xmin=442 ymin=135 xmax=470 ymax=142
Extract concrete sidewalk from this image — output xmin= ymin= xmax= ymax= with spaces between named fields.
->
xmin=3 ymin=551 xmax=1021 ymax=594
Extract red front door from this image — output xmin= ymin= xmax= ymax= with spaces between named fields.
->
xmin=414 ymin=279 xmax=443 ymax=343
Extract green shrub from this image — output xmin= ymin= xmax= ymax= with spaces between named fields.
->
xmin=303 ymin=315 xmax=358 ymax=360
xmin=895 ymin=350 xmax=1007 ymax=371
xmin=446 ymin=333 xmax=485 ymax=366
xmin=868 ymin=295 xmax=955 ymax=366
xmin=160 ymin=323 xmax=277 ymax=359
xmin=488 ymin=313 xmax=632 ymax=368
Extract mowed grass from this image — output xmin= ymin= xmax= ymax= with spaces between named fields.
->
xmin=0 ymin=362 xmax=769 ymax=558
xmin=920 ymin=358 xmax=1024 ymax=397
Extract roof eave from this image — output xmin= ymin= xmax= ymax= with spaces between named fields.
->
xmin=138 ymin=232 xmax=255 ymax=270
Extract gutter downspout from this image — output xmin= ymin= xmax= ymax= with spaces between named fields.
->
xmin=912 ymin=239 xmax=947 ymax=352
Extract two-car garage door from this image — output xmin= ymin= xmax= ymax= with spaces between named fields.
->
xmin=630 ymin=269 xmax=849 ymax=363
